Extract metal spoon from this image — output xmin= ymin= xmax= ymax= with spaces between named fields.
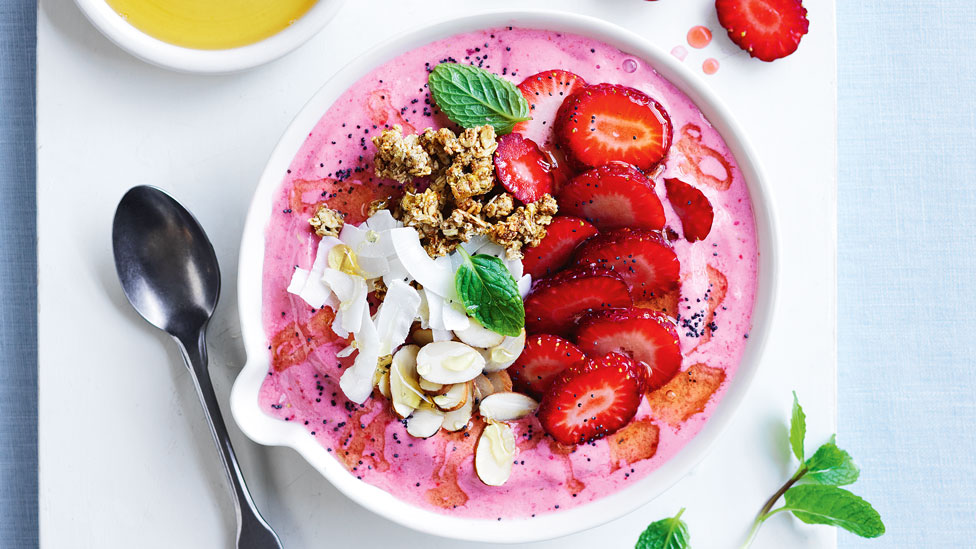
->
xmin=112 ymin=185 xmax=282 ymax=549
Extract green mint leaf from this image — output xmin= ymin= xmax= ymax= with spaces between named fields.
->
xmin=635 ymin=508 xmax=690 ymax=549
xmin=783 ymin=485 xmax=885 ymax=538
xmin=427 ymin=63 xmax=530 ymax=135
xmin=790 ymin=391 xmax=806 ymax=462
xmin=454 ymin=248 xmax=524 ymax=336
xmin=803 ymin=436 xmax=860 ymax=486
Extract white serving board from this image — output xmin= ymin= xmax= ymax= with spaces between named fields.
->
xmin=37 ymin=0 xmax=837 ymax=547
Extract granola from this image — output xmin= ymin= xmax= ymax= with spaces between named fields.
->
xmin=488 ymin=194 xmax=559 ymax=259
xmin=372 ymin=126 xmax=432 ymax=183
xmin=484 ymin=193 xmax=515 ymax=219
xmin=309 ymin=205 xmax=345 ymax=238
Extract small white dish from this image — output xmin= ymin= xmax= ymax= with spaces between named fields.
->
xmin=74 ymin=0 xmax=345 ymax=74
xmin=231 ymin=9 xmax=778 ymax=543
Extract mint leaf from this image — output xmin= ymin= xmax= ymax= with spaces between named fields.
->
xmin=803 ymin=436 xmax=860 ymax=486
xmin=790 ymin=391 xmax=806 ymax=462
xmin=635 ymin=508 xmax=690 ymax=549
xmin=428 ymin=63 xmax=530 ymax=135
xmin=454 ymin=248 xmax=524 ymax=336
xmin=782 ymin=485 xmax=885 ymax=538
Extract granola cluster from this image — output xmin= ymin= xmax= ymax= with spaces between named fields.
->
xmin=371 ymin=125 xmax=557 ymax=258
xmin=309 ymin=205 xmax=345 ymax=238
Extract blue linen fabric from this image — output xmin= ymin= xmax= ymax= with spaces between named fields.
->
xmin=0 ymin=0 xmax=38 ymax=547
xmin=836 ymin=1 xmax=976 ymax=547
xmin=2 ymin=1 xmax=975 ymax=547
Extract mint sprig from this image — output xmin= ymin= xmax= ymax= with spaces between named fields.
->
xmin=454 ymin=247 xmax=524 ymax=336
xmin=636 ymin=508 xmax=689 ymax=549
xmin=635 ymin=392 xmax=885 ymax=548
xmin=427 ymin=63 xmax=530 ymax=135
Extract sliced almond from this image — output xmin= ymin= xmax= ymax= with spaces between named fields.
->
xmin=433 ymin=381 xmax=471 ymax=412
xmin=411 ymin=327 xmax=434 ymax=346
xmin=416 ymin=341 xmax=486 ymax=384
xmin=442 ymin=398 xmax=474 ymax=432
xmin=389 ymin=345 xmax=422 ymax=418
xmin=377 ymin=371 xmax=391 ymax=399
xmin=486 ymin=370 xmax=513 ymax=394
xmin=406 ymin=403 xmax=444 ymax=439
xmin=418 ymin=377 xmax=444 ymax=393
xmin=475 ymin=422 xmax=516 ymax=486
xmin=472 ymin=374 xmax=495 ymax=404
xmin=478 ymin=392 xmax=539 ymax=422
xmin=482 ymin=329 xmax=526 ymax=372
xmin=454 ymin=319 xmax=505 ymax=349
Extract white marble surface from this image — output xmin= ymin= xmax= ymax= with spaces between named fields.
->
xmin=37 ymin=0 xmax=837 ymax=547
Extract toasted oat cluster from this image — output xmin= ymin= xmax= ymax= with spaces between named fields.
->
xmin=370 ymin=125 xmax=556 ymax=258
xmin=308 ymin=205 xmax=345 ymax=238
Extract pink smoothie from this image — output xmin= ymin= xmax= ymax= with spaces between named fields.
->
xmin=258 ymin=27 xmax=758 ymax=519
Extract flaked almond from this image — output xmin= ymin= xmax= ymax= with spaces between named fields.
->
xmin=390 ymin=345 xmax=423 ymax=418
xmin=377 ymin=371 xmax=391 ymax=399
xmin=475 ymin=421 xmax=516 ymax=486
xmin=418 ymin=378 xmax=444 ymax=394
xmin=442 ymin=398 xmax=474 ymax=432
xmin=482 ymin=329 xmax=526 ymax=372
xmin=406 ymin=403 xmax=444 ymax=439
xmin=486 ymin=370 xmax=513 ymax=394
xmin=454 ymin=319 xmax=505 ymax=348
xmin=472 ymin=374 xmax=495 ymax=404
xmin=433 ymin=381 xmax=471 ymax=412
xmin=416 ymin=341 xmax=486 ymax=384
xmin=478 ymin=392 xmax=539 ymax=422
xmin=411 ymin=327 xmax=434 ymax=346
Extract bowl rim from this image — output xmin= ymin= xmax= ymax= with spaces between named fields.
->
xmin=231 ymin=9 xmax=779 ymax=543
xmin=72 ymin=0 xmax=346 ymax=74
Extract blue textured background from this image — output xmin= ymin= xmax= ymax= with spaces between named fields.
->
xmin=4 ymin=1 xmax=975 ymax=547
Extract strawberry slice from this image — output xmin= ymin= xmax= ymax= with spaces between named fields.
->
xmin=513 ymin=70 xmax=588 ymax=146
xmin=524 ymin=265 xmax=632 ymax=335
xmin=537 ymin=352 xmax=643 ymax=445
xmin=716 ymin=0 xmax=810 ymax=62
xmin=575 ymin=308 xmax=682 ymax=391
xmin=557 ymin=162 xmax=666 ymax=231
xmin=510 ymin=334 xmax=588 ymax=397
xmin=554 ymin=83 xmax=672 ymax=171
xmin=522 ymin=216 xmax=599 ymax=279
xmin=493 ymin=133 xmax=554 ymax=204
xmin=575 ymin=229 xmax=680 ymax=299
xmin=664 ymin=177 xmax=714 ymax=242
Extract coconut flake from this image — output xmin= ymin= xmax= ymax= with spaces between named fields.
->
xmin=373 ymin=280 xmax=422 ymax=355
xmin=441 ymin=298 xmax=471 ymax=331
xmin=287 ymin=268 xmax=310 ymax=295
xmin=390 ymin=228 xmax=454 ymax=296
xmin=478 ymin=392 xmax=539 ymax=421
xmin=517 ymin=274 xmax=532 ymax=299
xmin=338 ymin=300 xmax=380 ymax=404
xmin=365 ymin=209 xmax=401 ymax=232
xmin=432 ymin=329 xmax=454 ymax=342
xmin=322 ymin=268 xmax=368 ymax=334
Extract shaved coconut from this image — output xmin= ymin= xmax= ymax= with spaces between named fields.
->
xmin=390 ymin=228 xmax=454 ymax=296
xmin=406 ymin=403 xmax=444 ymax=439
xmin=479 ymin=392 xmax=539 ymax=421
xmin=472 ymin=374 xmax=495 ymax=404
xmin=442 ymin=398 xmax=473 ymax=432
xmin=311 ymin=236 xmax=343 ymax=273
xmin=416 ymin=341 xmax=486 ymax=384
xmin=340 ymin=222 xmax=395 ymax=259
xmin=506 ymin=258 xmax=523 ymax=280
xmin=482 ymin=329 xmax=527 ymax=372
xmin=338 ymin=301 xmax=380 ymax=404
xmin=299 ymin=276 xmax=332 ymax=309
xmin=390 ymin=345 xmax=423 ymax=417
xmin=486 ymin=370 xmax=513 ymax=393
xmin=287 ymin=268 xmax=310 ymax=294
xmin=373 ymin=280 xmax=421 ymax=355
xmin=475 ymin=422 xmax=516 ymax=486
xmin=365 ymin=209 xmax=400 ymax=232
xmin=336 ymin=344 xmax=356 ymax=358
xmin=418 ymin=377 xmax=443 ymax=393
xmin=460 ymin=234 xmax=492 ymax=255
xmin=330 ymin=312 xmax=350 ymax=339
xmin=356 ymin=255 xmax=390 ymax=278
xmin=455 ymin=319 xmax=505 ymax=349
xmin=517 ymin=275 xmax=532 ymax=299
xmin=440 ymin=297 xmax=471 ymax=331
xmin=432 ymin=329 xmax=454 ymax=342
xmin=382 ymin=258 xmax=410 ymax=290
xmin=433 ymin=382 xmax=471 ymax=412
xmin=416 ymin=291 xmax=431 ymax=329
xmin=322 ymin=269 xmax=368 ymax=334
xmin=425 ymin=290 xmax=446 ymax=331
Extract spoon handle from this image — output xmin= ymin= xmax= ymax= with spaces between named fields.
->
xmin=177 ymin=329 xmax=283 ymax=549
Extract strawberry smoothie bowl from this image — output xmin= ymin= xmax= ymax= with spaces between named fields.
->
xmin=231 ymin=11 xmax=777 ymax=543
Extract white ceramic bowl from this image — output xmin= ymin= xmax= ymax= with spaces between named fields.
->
xmin=231 ymin=9 xmax=778 ymax=544
xmin=74 ymin=0 xmax=345 ymax=74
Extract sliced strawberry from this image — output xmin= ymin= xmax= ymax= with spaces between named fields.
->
xmin=524 ymin=266 xmax=632 ymax=335
xmin=716 ymin=0 xmax=810 ymax=62
xmin=493 ymin=133 xmax=554 ymax=204
xmin=537 ymin=352 xmax=643 ymax=445
xmin=510 ymin=334 xmax=588 ymax=397
xmin=513 ymin=70 xmax=588 ymax=146
xmin=557 ymin=162 xmax=666 ymax=231
xmin=575 ymin=229 xmax=680 ymax=299
xmin=522 ymin=216 xmax=599 ymax=279
xmin=575 ymin=308 xmax=682 ymax=391
xmin=540 ymin=145 xmax=576 ymax=195
xmin=554 ymin=83 xmax=672 ymax=171
xmin=664 ymin=177 xmax=714 ymax=241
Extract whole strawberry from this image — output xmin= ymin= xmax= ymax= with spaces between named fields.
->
xmin=716 ymin=0 xmax=809 ymax=62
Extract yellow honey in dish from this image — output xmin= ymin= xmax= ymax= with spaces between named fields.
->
xmin=106 ymin=0 xmax=318 ymax=50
